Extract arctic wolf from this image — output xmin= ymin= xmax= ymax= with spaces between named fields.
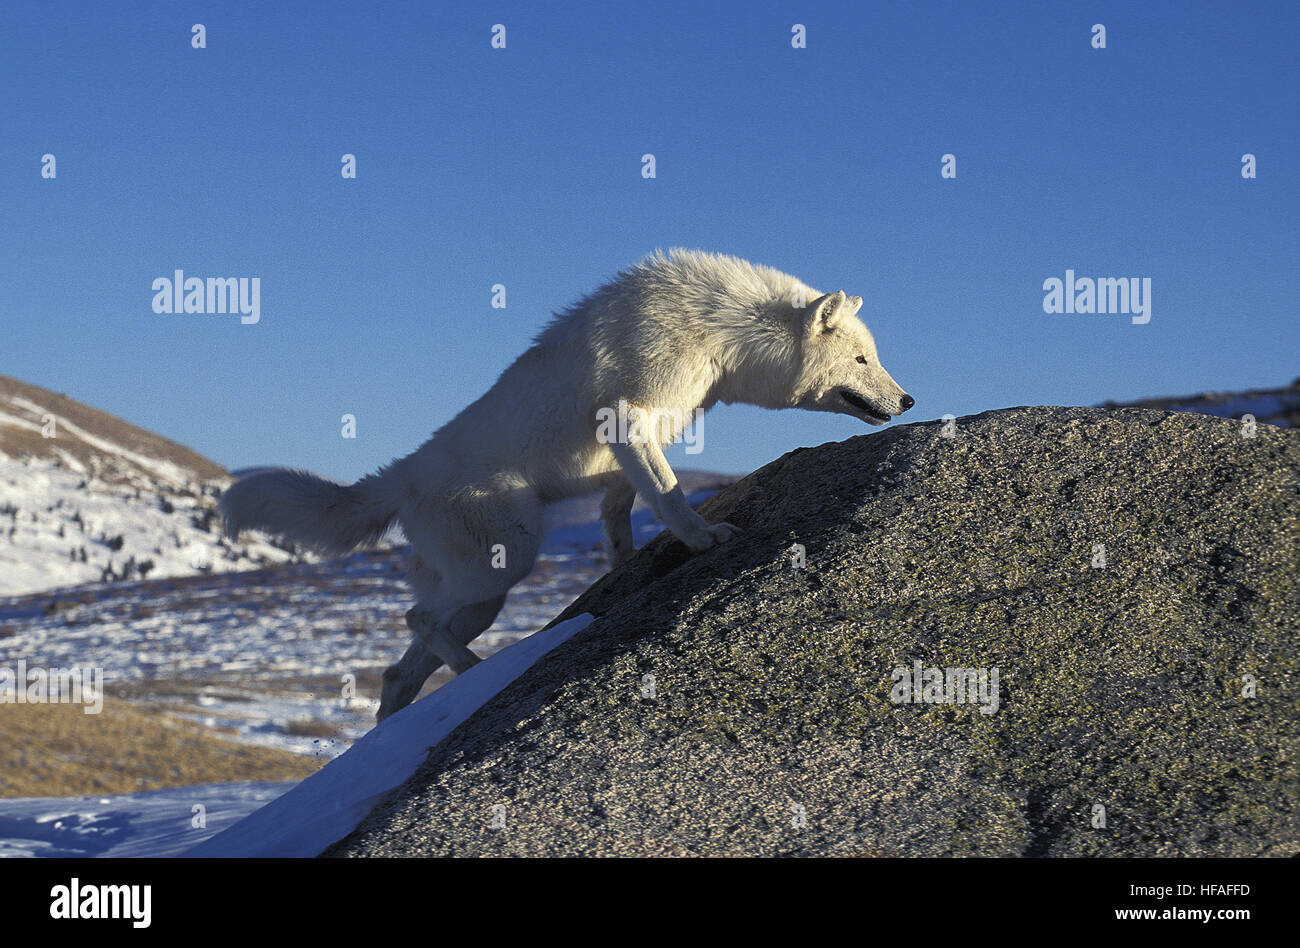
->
xmin=221 ymin=249 xmax=912 ymax=720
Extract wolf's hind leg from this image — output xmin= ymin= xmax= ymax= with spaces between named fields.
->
xmin=394 ymin=485 xmax=541 ymax=687
xmin=406 ymin=607 xmax=482 ymax=674
xmin=601 ymin=477 xmax=637 ymax=568
xmin=378 ymin=595 xmax=507 ymax=721
xmin=378 ymin=637 xmax=441 ymax=722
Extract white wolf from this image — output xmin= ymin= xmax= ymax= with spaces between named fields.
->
xmin=221 ymin=249 xmax=912 ymax=720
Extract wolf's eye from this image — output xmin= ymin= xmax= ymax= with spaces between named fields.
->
xmin=855 ymin=355 xmax=867 ymax=364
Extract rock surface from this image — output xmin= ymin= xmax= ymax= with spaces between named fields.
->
xmin=325 ymin=406 xmax=1299 ymax=856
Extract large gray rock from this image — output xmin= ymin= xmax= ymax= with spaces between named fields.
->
xmin=325 ymin=407 xmax=1299 ymax=856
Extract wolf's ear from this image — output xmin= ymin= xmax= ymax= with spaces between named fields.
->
xmin=804 ymin=291 xmax=861 ymax=335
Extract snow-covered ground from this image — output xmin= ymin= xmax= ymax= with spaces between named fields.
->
xmin=0 ymin=454 xmax=306 ymax=596
xmin=0 ymin=781 xmax=295 ymax=858
xmin=0 ymin=378 xmax=318 ymax=599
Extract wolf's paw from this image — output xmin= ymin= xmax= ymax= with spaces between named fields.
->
xmin=708 ymin=521 xmax=742 ymax=545
xmin=679 ymin=519 xmax=742 ymax=552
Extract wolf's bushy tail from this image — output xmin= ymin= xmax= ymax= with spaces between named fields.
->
xmin=219 ymin=467 xmax=400 ymax=557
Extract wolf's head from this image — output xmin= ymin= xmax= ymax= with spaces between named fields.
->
xmin=789 ymin=290 xmax=913 ymax=426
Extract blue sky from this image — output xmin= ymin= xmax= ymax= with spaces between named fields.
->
xmin=2 ymin=0 xmax=1295 ymax=481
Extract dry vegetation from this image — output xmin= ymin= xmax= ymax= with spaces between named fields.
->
xmin=0 ymin=696 xmax=322 ymax=798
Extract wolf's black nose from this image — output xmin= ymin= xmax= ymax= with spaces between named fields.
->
xmin=899 ymin=394 xmax=914 ymax=412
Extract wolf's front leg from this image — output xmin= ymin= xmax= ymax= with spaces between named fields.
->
xmin=607 ymin=438 xmax=740 ymax=553
xmin=600 ymin=477 xmax=637 ymax=567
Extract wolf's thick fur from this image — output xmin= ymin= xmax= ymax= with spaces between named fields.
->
xmin=221 ymin=249 xmax=912 ymax=720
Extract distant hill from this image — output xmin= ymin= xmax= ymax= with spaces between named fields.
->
xmin=0 ymin=375 xmax=305 ymax=596
xmin=0 ymin=375 xmax=227 ymax=486
xmin=1099 ymin=376 xmax=1298 ymax=428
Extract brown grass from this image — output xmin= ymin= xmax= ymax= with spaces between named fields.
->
xmin=281 ymin=718 xmax=342 ymax=739
xmin=0 ymin=697 xmax=322 ymax=798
